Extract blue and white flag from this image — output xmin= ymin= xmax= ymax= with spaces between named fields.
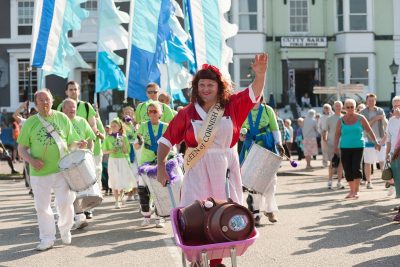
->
xmin=30 ymin=0 xmax=90 ymax=78
xmin=126 ymin=0 xmax=194 ymax=101
xmin=183 ymin=0 xmax=237 ymax=79
xmin=96 ymin=0 xmax=129 ymax=93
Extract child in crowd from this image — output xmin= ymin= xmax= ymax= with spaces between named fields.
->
xmin=102 ymin=119 xmax=136 ymax=208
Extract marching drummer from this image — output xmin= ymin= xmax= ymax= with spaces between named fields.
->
xmin=62 ymin=98 xmax=97 ymax=230
xmin=57 ymin=81 xmax=100 ymax=220
xmin=17 ymin=89 xmax=84 ymax=251
xmin=240 ymin=97 xmax=284 ymax=226
xmin=134 ymin=101 xmax=168 ymax=228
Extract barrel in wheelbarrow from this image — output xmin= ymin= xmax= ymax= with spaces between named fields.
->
xmin=170 ymin=208 xmax=259 ymax=263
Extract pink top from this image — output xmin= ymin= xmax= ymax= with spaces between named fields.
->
xmin=159 ymin=87 xmax=258 ymax=149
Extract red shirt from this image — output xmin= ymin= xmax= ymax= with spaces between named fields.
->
xmin=162 ymin=88 xmax=257 ymax=148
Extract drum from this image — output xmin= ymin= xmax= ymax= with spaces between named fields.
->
xmin=241 ymin=143 xmax=283 ymax=195
xmin=59 ymin=150 xmax=96 ymax=192
xmin=139 ymin=156 xmax=183 ymax=217
xmin=76 ymin=183 xmax=103 ymax=211
xmin=142 ymin=169 xmax=183 ymax=217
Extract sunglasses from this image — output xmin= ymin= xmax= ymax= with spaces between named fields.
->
xmin=346 ymin=106 xmax=354 ymax=109
xmin=148 ymin=110 xmax=158 ymax=114
xmin=147 ymin=91 xmax=158 ymax=94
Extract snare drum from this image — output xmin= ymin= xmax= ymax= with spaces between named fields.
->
xmin=76 ymin=182 xmax=103 ymax=211
xmin=241 ymin=143 xmax=283 ymax=195
xmin=59 ymin=150 xmax=96 ymax=192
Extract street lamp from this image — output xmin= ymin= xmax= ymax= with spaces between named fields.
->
xmin=389 ymin=58 xmax=399 ymax=103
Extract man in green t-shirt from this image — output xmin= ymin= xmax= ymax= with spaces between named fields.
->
xmin=57 ymin=81 xmax=98 ymax=133
xmin=18 ymin=89 xmax=85 ymax=251
xmin=57 ymin=81 xmax=101 ymax=219
xmin=62 ymin=98 xmax=97 ymax=230
xmin=135 ymin=83 xmax=175 ymax=124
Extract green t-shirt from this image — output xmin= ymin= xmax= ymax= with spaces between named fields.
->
xmin=242 ymin=104 xmax=279 ymax=146
xmin=71 ymin=116 xmax=96 ymax=142
xmin=137 ymin=121 xmax=168 ymax=165
xmin=17 ymin=111 xmax=80 ymax=176
xmin=93 ymin=117 xmax=105 ymax=156
xmin=135 ymin=101 xmax=175 ymax=124
xmin=102 ymin=134 xmax=130 ymax=158
xmin=57 ymin=100 xmax=96 ymax=121
xmin=125 ymin=123 xmax=138 ymax=144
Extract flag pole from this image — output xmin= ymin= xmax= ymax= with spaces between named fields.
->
xmin=125 ymin=0 xmax=135 ymax=102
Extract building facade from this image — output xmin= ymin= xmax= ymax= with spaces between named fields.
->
xmin=229 ymin=0 xmax=400 ymax=106
xmin=0 ymin=0 xmax=399 ymax=111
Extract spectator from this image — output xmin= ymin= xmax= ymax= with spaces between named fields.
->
xmin=323 ymin=101 xmax=344 ymax=189
xmin=319 ymin=104 xmax=333 ymax=167
xmin=301 ymin=93 xmax=312 ymax=109
xmin=333 ymin=99 xmax=379 ymax=199
xmin=385 ymin=96 xmax=400 ymax=198
xmin=295 ymin=118 xmax=305 ymax=160
xmin=360 ymin=93 xmax=386 ymax=189
xmin=302 ymin=109 xmax=319 ymax=169
xmin=284 ymin=119 xmax=294 ymax=156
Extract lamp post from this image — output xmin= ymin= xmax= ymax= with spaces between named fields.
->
xmin=389 ymin=59 xmax=399 ymax=105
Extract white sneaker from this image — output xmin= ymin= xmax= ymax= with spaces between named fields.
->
xmin=155 ymin=218 xmax=165 ymax=228
xmin=115 ymin=201 xmax=121 ymax=209
xmin=74 ymin=214 xmax=88 ymax=230
xmin=327 ymin=181 xmax=332 ymax=189
xmin=60 ymin=231 xmax=71 ymax=245
xmin=141 ymin=217 xmax=151 ymax=227
xmin=337 ymin=182 xmax=345 ymax=189
xmin=126 ymin=195 xmax=134 ymax=202
xmin=36 ymin=240 xmax=54 ymax=251
xmin=366 ymin=182 xmax=374 ymax=189
xmin=387 ymin=186 xmax=395 ymax=197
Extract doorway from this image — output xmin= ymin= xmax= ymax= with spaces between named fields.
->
xmin=295 ymin=69 xmax=317 ymax=107
xmin=80 ymin=71 xmax=96 ymax=104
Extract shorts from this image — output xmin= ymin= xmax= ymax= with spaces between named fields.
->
xmin=363 ymin=146 xmax=386 ymax=164
xmin=327 ymin=143 xmax=340 ymax=161
xmin=341 ymin=148 xmax=364 ymax=181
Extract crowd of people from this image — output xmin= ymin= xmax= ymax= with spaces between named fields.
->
xmin=6 ymin=52 xmax=400 ymax=267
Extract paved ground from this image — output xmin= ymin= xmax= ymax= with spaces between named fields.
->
xmin=0 ymin=158 xmax=400 ymax=267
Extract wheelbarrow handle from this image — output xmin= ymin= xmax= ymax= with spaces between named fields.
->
xmin=167 ymin=182 xmax=177 ymax=208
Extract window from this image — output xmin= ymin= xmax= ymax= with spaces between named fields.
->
xmin=239 ymin=58 xmax=253 ymax=87
xmin=289 ymin=0 xmax=309 ymax=33
xmin=337 ymin=0 xmax=344 ymax=32
xmin=350 ymin=57 xmax=368 ymax=85
xmin=18 ymin=59 xmax=37 ymax=102
xmin=349 ymin=0 xmax=367 ymax=31
xmin=238 ymin=0 xmax=258 ymax=31
xmin=81 ymin=0 xmax=98 ymax=11
xmin=337 ymin=58 xmax=345 ymax=83
xmin=17 ymin=0 xmax=34 ymax=35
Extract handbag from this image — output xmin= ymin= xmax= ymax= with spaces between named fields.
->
xmin=381 ymin=161 xmax=393 ymax=181
xmin=332 ymin=154 xmax=340 ymax=168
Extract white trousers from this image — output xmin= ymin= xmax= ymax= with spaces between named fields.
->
xmin=30 ymin=173 xmax=75 ymax=243
xmin=249 ymin=175 xmax=278 ymax=213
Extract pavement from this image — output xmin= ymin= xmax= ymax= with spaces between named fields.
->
xmin=1 ymin=158 xmax=400 ymax=267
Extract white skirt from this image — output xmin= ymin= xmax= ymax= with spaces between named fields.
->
xmin=108 ymin=157 xmax=136 ymax=190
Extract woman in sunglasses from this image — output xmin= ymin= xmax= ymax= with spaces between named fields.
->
xmin=135 ymin=102 xmax=168 ymax=228
xmin=333 ymin=99 xmax=380 ymax=199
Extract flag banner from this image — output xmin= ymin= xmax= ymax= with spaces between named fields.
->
xmin=183 ymin=0 xmax=237 ymax=79
xmin=126 ymin=0 xmax=194 ymax=102
xmin=30 ymin=0 xmax=90 ymax=78
xmin=96 ymin=0 xmax=129 ymax=92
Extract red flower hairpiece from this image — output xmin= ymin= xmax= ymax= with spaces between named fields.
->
xmin=202 ymin=64 xmax=222 ymax=77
